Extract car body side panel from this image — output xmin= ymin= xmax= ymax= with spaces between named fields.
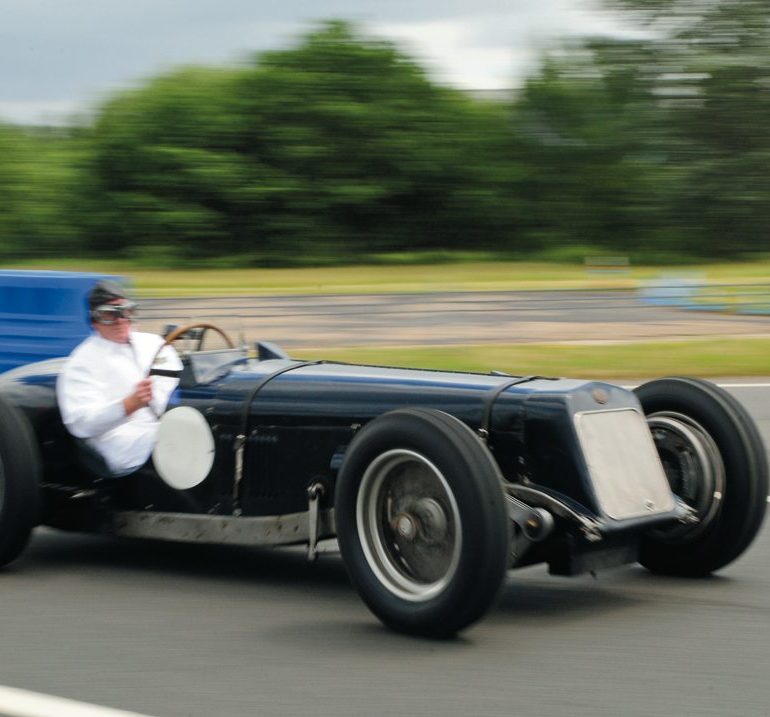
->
xmin=0 ymin=355 xmax=652 ymax=528
xmin=205 ymin=361 xmax=642 ymax=517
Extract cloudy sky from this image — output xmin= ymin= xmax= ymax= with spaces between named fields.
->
xmin=1 ymin=0 xmax=630 ymax=125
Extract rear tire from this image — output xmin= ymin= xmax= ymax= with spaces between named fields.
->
xmin=335 ymin=408 xmax=509 ymax=637
xmin=0 ymin=396 xmax=41 ymax=567
xmin=634 ymin=377 xmax=767 ymax=576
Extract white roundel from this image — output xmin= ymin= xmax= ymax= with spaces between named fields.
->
xmin=153 ymin=406 xmax=215 ymax=490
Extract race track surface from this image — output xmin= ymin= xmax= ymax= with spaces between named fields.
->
xmin=138 ymin=290 xmax=770 ymax=347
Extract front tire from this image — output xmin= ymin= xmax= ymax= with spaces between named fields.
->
xmin=634 ymin=377 xmax=767 ymax=576
xmin=0 ymin=396 xmax=42 ymax=567
xmin=335 ymin=408 xmax=509 ymax=637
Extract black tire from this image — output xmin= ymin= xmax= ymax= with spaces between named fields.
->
xmin=0 ymin=396 xmax=41 ymax=568
xmin=634 ymin=377 xmax=767 ymax=576
xmin=335 ymin=408 xmax=509 ymax=637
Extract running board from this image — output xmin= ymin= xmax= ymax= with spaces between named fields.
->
xmin=112 ymin=508 xmax=336 ymax=548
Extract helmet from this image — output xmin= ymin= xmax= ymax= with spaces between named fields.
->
xmin=88 ymin=280 xmax=133 ymax=324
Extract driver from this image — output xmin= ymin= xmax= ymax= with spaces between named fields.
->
xmin=57 ymin=280 xmax=182 ymax=477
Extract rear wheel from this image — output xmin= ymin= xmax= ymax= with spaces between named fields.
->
xmin=634 ymin=377 xmax=767 ymax=576
xmin=0 ymin=397 xmax=41 ymax=567
xmin=335 ymin=408 xmax=509 ymax=637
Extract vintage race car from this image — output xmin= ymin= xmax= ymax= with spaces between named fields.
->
xmin=0 ymin=316 xmax=767 ymax=637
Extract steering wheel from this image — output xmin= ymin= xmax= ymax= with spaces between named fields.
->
xmin=147 ymin=322 xmax=236 ymax=378
xmin=162 ymin=322 xmax=235 ymax=351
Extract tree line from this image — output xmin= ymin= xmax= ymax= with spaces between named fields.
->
xmin=1 ymin=2 xmax=768 ymax=267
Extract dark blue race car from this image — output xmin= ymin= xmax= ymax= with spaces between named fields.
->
xmin=0 ymin=292 xmax=766 ymax=636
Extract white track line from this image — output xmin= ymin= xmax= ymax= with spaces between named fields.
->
xmin=0 ymin=686 xmax=156 ymax=717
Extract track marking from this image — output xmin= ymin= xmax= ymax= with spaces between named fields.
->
xmin=0 ymin=686 xmax=156 ymax=717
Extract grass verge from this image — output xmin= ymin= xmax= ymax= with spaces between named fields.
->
xmin=299 ymin=337 xmax=770 ymax=379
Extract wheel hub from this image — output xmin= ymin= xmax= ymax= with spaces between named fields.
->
xmin=356 ymin=449 xmax=462 ymax=602
xmin=391 ymin=498 xmax=449 ymax=544
xmin=394 ymin=513 xmax=418 ymax=540
xmin=647 ymin=411 xmax=725 ymax=540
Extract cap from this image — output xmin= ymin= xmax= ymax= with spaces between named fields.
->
xmin=88 ymin=280 xmax=130 ymax=315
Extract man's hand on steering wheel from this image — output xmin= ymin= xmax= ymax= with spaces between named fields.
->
xmin=147 ymin=322 xmax=235 ymax=378
xmin=124 ymin=378 xmax=153 ymax=416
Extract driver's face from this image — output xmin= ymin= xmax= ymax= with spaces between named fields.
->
xmin=93 ymin=299 xmax=133 ymax=344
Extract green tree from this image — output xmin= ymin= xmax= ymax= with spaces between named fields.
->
xmin=661 ymin=0 xmax=770 ymax=256
xmin=509 ymin=0 xmax=770 ymax=260
xmin=510 ymin=41 xmax=682 ymax=258
xmin=0 ymin=125 xmax=84 ymax=259
xmin=86 ymin=21 xmax=518 ymax=265
xmin=231 ymin=21 xmax=517 ymax=258
xmin=602 ymin=0 xmax=770 ymax=257
xmin=85 ymin=66 xmax=249 ymax=262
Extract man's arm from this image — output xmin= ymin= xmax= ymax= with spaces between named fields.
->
xmin=147 ymin=343 xmax=182 ymax=416
xmin=57 ymin=363 xmax=152 ymax=439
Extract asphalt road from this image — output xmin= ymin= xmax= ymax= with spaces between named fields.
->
xmin=0 ymin=383 xmax=768 ymax=717
xmin=139 ymin=290 xmax=770 ymax=347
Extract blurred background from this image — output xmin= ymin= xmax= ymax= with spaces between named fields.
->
xmin=1 ymin=0 xmax=768 ymax=269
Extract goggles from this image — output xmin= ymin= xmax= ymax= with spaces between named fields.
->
xmin=92 ymin=302 xmax=138 ymax=325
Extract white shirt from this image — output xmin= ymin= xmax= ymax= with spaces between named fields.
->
xmin=57 ymin=331 xmax=182 ymax=476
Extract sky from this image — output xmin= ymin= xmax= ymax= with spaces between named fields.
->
xmin=1 ymin=0 xmax=632 ymax=126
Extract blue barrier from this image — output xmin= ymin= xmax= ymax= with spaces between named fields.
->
xmin=0 ymin=270 xmax=125 ymax=373
xmin=639 ymin=275 xmax=770 ymax=315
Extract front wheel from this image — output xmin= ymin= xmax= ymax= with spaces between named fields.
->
xmin=634 ymin=377 xmax=767 ymax=576
xmin=335 ymin=408 xmax=509 ymax=637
